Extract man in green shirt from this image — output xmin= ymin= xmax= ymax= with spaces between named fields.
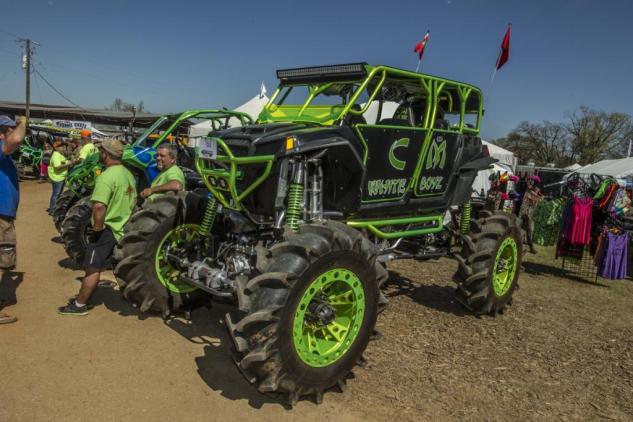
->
xmin=47 ymin=141 xmax=72 ymax=215
xmin=58 ymin=139 xmax=136 ymax=316
xmin=140 ymin=143 xmax=185 ymax=200
xmin=76 ymin=130 xmax=98 ymax=162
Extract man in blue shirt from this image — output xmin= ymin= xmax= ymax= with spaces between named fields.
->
xmin=0 ymin=115 xmax=26 ymax=325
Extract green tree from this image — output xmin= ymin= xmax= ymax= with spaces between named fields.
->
xmin=567 ymin=106 xmax=632 ymax=164
xmin=107 ymin=98 xmax=147 ymax=113
xmin=494 ymin=121 xmax=573 ymax=167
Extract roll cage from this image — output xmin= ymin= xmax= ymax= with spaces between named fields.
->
xmin=134 ymin=110 xmax=254 ymax=149
xmin=258 ymin=63 xmax=483 ymax=135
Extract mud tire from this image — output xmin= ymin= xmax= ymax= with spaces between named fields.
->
xmin=226 ymin=221 xmax=383 ymax=406
xmin=453 ymin=210 xmax=522 ymax=315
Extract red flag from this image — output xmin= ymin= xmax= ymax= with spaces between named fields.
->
xmin=496 ymin=25 xmax=511 ymax=70
xmin=414 ymin=31 xmax=430 ymax=61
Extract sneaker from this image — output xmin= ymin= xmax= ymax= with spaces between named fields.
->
xmin=67 ymin=297 xmax=94 ymax=310
xmin=58 ymin=299 xmax=90 ymax=316
xmin=0 ymin=313 xmax=17 ymax=324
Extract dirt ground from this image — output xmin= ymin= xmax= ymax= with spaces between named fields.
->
xmin=1 ymin=180 xmax=632 ymax=421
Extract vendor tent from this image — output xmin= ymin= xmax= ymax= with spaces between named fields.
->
xmin=482 ymin=141 xmax=517 ymax=169
xmin=189 ymin=86 xmax=269 ymax=137
xmin=471 ymin=162 xmax=514 ymax=199
xmin=564 ymin=163 xmax=582 ymax=171
xmin=575 ymin=157 xmax=633 ymax=178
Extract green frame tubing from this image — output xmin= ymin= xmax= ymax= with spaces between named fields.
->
xmin=133 ymin=109 xmax=254 ymax=149
xmin=492 ymin=237 xmax=518 ymax=297
xmin=293 ymin=268 xmax=366 ymax=368
xmin=195 ymin=138 xmax=274 ymax=211
xmin=347 ymin=215 xmax=444 ymax=239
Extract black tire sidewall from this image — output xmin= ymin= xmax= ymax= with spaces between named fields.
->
xmin=277 ymin=250 xmax=378 ymax=389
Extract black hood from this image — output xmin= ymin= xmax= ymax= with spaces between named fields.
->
xmin=210 ymin=123 xmax=361 ymax=158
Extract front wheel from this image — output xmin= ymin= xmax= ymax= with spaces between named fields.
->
xmin=453 ymin=210 xmax=522 ymax=315
xmin=226 ymin=221 xmax=381 ymax=406
xmin=60 ymin=196 xmax=92 ymax=264
xmin=53 ymin=191 xmax=79 ymax=233
xmin=113 ymin=193 xmax=206 ymax=317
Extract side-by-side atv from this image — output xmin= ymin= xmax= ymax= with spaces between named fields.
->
xmin=13 ymin=136 xmax=44 ymax=179
xmin=113 ymin=63 xmax=522 ymax=405
xmin=58 ymin=110 xmax=253 ymax=264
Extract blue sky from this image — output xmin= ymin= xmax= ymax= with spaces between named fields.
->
xmin=0 ymin=0 xmax=631 ymax=139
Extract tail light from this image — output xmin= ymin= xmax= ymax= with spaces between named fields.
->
xmin=482 ymin=145 xmax=490 ymax=157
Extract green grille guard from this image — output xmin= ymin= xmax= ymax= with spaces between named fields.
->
xmin=17 ymin=143 xmax=43 ymax=166
xmin=195 ymin=138 xmax=275 ymax=211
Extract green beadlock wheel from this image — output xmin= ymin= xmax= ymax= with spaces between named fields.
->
xmin=293 ymin=268 xmax=366 ymax=368
xmin=155 ymin=224 xmax=201 ymax=294
xmin=492 ymin=236 xmax=518 ymax=297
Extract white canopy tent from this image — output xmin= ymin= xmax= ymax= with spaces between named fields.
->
xmin=574 ymin=157 xmax=633 ymax=179
xmin=189 ymin=85 xmax=270 ymax=138
xmin=469 ymin=141 xmax=516 ymax=199
xmin=482 ymin=140 xmax=517 ymax=169
xmin=564 ymin=163 xmax=583 ymax=171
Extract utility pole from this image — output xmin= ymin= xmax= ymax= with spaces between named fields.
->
xmin=19 ymin=38 xmax=37 ymax=124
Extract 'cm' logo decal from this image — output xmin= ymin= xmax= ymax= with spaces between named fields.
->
xmin=388 ymin=138 xmax=409 ymax=171
xmin=425 ymin=137 xmax=447 ymax=170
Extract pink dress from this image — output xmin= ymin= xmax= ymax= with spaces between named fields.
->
xmin=564 ymin=196 xmax=593 ymax=245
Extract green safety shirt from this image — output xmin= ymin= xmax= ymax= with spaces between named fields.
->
xmin=48 ymin=151 xmax=68 ymax=182
xmin=90 ymin=164 xmax=137 ymax=240
xmin=149 ymin=164 xmax=185 ymax=199
xmin=79 ymin=142 xmax=99 ymax=160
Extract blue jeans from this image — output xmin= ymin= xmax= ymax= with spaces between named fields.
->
xmin=49 ymin=181 xmax=64 ymax=211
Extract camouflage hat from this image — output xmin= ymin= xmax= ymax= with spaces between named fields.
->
xmin=98 ymin=139 xmax=124 ymax=159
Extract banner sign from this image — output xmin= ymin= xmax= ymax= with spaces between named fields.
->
xmin=52 ymin=120 xmax=92 ymax=130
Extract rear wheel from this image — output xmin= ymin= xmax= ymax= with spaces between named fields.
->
xmin=226 ymin=221 xmax=381 ymax=406
xmin=60 ymin=196 xmax=92 ymax=264
xmin=453 ymin=210 xmax=522 ymax=315
xmin=53 ymin=191 xmax=79 ymax=233
xmin=113 ymin=193 xmax=204 ymax=317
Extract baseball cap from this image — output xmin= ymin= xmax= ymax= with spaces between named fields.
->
xmin=0 ymin=115 xmax=16 ymax=127
xmin=98 ymin=139 xmax=125 ymax=158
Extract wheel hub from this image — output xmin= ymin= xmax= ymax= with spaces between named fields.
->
xmin=308 ymin=300 xmax=336 ymax=326
xmin=492 ymin=237 xmax=518 ymax=297
xmin=292 ymin=267 xmax=366 ymax=368
xmin=155 ymin=224 xmax=202 ymax=294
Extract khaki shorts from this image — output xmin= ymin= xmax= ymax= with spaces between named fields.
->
xmin=0 ymin=216 xmax=16 ymax=270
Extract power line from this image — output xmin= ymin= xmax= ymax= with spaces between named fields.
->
xmin=32 ymin=67 xmax=89 ymax=121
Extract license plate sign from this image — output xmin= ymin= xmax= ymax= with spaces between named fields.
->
xmin=198 ymin=137 xmax=217 ymax=159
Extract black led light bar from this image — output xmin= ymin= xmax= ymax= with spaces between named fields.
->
xmin=276 ymin=63 xmax=368 ymax=84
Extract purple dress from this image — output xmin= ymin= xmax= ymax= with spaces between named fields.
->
xmin=600 ymin=232 xmax=628 ymax=280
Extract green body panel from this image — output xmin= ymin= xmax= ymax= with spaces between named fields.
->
xmin=66 ymin=153 xmax=103 ymax=195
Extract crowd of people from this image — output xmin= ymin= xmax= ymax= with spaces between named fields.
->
xmin=0 ymin=115 xmax=187 ymax=323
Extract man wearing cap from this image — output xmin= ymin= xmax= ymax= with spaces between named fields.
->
xmin=76 ymin=130 xmax=98 ymax=163
xmin=140 ymin=143 xmax=185 ymax=200
xmin=58 ymin=139 xmax=136 ymax=315
xmin=47 ymin=141 xmax=71 ymax=214
xmin=0 ymin=115 xmax=26 ymax=324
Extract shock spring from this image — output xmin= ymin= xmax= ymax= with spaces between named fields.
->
xmin=460 ymin=202 xmax=472 ymax=234
xmin=199 ymin=196 xmax=218 ymax=236
xmin=286 ymin=183 xmax=304 ymax=232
